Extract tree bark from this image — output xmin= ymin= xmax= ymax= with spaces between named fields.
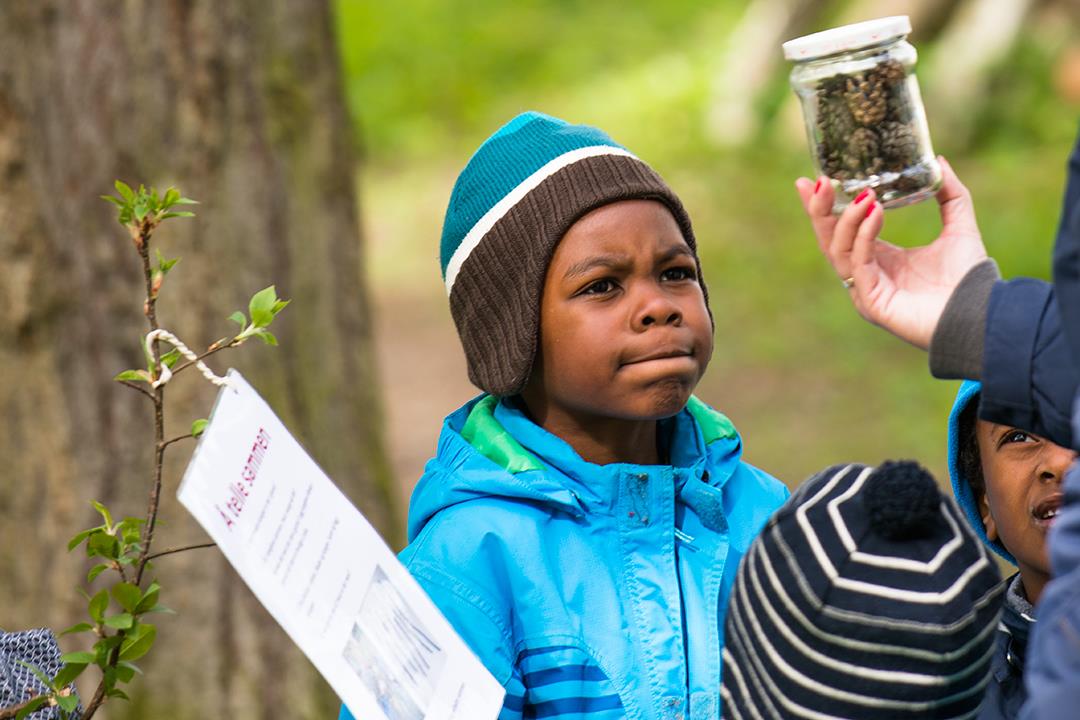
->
xmin=0 ymin=1 xmax=398 ymax=718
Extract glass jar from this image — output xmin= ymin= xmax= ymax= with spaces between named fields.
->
xmin=783 ymin=16 xmax=941 ymax=210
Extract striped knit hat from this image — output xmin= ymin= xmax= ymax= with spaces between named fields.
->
xmin=440 ymin=111 xmax=707 ymax=396
xmin=722 ymin=461 xmax=1004 ymax=719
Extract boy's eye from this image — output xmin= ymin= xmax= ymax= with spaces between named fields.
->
xmin=581 ymin=278 xmax=617 ymax=295
xmin=661 ymin=266 xmax=697 ymax=282
xmin=1002 ymin=430 xmax=1036 ymax=445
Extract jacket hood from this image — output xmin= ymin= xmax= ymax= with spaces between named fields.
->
xmin=406 ymin=394 xmax=744 ymax=542
xmin=948 ymin=380 xmax=1017 ymax=564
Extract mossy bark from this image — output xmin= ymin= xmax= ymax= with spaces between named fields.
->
xmin=0 ymin=2 xmax=398 ymax=717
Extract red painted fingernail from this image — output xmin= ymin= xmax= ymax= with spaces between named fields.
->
xmin=866 ymin=201 xmax=877 ymax=219
xmin=854 ymin=189 xmax=870 ymax=204
xmin=814 ymin=178 xmax=822 ymax=193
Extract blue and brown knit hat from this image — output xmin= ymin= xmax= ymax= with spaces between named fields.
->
xmin=440 ymin=111 xmax=708 ymax=396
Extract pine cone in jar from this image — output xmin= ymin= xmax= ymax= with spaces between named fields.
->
xmin=845 ymin=73 xmax=888 ymax=126
xmin=843 ymin=126 xmax=881 ymax=175
xmin=880 ymin=121 xmax=920 ymax=170
xmin=871 ymin=59 xmax=906 ymax=87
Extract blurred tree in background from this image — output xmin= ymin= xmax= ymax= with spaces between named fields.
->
xmin=0 ymin=1 xmax=392 ymax=717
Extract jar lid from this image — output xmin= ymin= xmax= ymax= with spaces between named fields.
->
xmin=782 ymin=16 xmax=911 ymax=61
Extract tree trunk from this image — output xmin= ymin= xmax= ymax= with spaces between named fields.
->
xmin=0 ymin=1 xmax=398 ymax=718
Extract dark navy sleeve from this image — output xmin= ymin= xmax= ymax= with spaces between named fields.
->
xmin=980 ymin=278 xmax=1076 ymax=448
xmin=980 ymin=126 xmax=1080 ymax=449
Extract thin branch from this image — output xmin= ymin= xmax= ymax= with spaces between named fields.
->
xmin=160 ymin=433 xmax=195 ymax=451
xmin=170 ymin=340 xmax=237 ymax=376
xmin=146 ymin=542 xmax=216 ymax=562
xmin=0 ymin=694 xmax=47 ymax=720
xmin=118 ymin=380 xmax=155 ymax=400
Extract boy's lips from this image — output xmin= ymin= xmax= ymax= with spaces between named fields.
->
xmin=1032 ymin=493 xmax=1063 ymax=529
xmin=621 ymin=347 xmax=694 ymax=366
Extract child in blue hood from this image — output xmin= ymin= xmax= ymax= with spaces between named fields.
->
xmin=338 ymin=112 xmax=788 ymax=720
xmin=949 ymin=380 xmax=1077 ymax=718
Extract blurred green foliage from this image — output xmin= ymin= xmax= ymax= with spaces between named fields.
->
xmin=334 ymin=0 xmax=1080 ymax=487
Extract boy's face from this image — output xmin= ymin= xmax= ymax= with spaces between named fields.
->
xmin=523 ymin=199 xmax=713 ymax=423
xmin=976 ymin=419 xmax=1077 ymax=596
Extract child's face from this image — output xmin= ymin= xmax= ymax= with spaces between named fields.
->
xmin=524 ymin=199 xmax=713 ymax=422
xmin=976 ymin=419 xmax=1077 ymax=597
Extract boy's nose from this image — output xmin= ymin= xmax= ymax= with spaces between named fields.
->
xmin=634 ymin=288 xmax=682 ymax=329
xmin=1041 ymin=445 xmax=1079 ymax=483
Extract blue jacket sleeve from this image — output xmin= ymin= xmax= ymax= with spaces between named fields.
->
xmin=981 ymin=278 xmax=1076 ymax=448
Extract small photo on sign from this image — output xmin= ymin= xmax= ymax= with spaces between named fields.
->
xmin=343 ymin=565 xmax=446 ymax=720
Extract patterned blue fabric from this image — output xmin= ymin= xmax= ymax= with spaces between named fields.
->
xmin=339 ymin=395 xmax=787 ymax=719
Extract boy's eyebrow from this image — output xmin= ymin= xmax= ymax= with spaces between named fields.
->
xmin=562 ymin=254 xmax=630 ymax=280
xmin=561 ymin=245 xmax=695 ymax=280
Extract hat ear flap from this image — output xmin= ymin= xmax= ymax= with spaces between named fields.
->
xmin=979 ymin=492 xmax=999 ymax=542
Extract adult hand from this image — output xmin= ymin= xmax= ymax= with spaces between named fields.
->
xmin=795 ymin=157 xmax=988 ymax=350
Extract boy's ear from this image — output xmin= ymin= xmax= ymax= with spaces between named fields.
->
xmin=978 ymin=493 xmax=999 ymax=542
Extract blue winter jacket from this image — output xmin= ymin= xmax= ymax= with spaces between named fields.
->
xmin=339 ymin=394 xmax=788 ymax=720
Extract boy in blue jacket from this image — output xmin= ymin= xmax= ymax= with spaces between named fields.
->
xmin=340 ymin=112 xmax=789 ymax=720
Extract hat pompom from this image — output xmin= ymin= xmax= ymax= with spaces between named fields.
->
xmin=863 ymin=460 xmax=941 ymax=540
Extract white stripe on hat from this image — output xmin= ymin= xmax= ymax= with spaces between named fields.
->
xmin=443 ymin=145 xmax=638 ymax=296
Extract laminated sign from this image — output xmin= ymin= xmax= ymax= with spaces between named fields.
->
xmin=178 ymin=370 xmax=504 ymax=720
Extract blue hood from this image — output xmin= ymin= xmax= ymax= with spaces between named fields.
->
xmin=407 ymin=394 xmax=746 ymax=543
xmin=948 ymin=380 xmax=1017 ymax=564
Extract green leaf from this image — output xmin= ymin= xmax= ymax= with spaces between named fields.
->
xmin=91 ymin=500 xmax=114 ymax=530
xmin=112 ymin=582 xmax=141 ymax=613
xmin=57 ymin=692 xmax=79 ymax=713
xmin=114 ymin=180 xmax=135 ymax=202
xmin=175 ymin=196 xmax=198 ymax=205
xmin=117 ymin=660 xmax=143 ymax=676
xmin=67 ymin=527 xmax=100 ymax=552
xmin=113 ymin=369 xmax=151 ymax=383
xmin=87 ymin=563 xmax=109 ymax=583
xmin=161 ymin=211 xmax=196 ymax=219
xmin=249 ymin=286 xmax=278 ymax=328
xmin=256 ymin=330 xmax=278 ymax=346
xmin=106 ymin=688 xmax=131 ymax=701
xmin=14 ymin=695 xmax=47 ymax=720
xmin=272 ymin=299 xmax=290 ymax=315
xmin=60 ymin=651 xmax=95 ymax=665
xmin=144 ymin=604 xmax=176 ymax=615
xmin=118 ymin=623 xmax=156 ymax=662
xmin=88 ymin=588 xmax=109 ymax=623
xmin=100 ymin=194 xmax=124 ymax=207
xmin=53 ymin=661 xmax=87 ymax=689
xmin=133 ymin=200 xmax=149 ymax=221
xmin=160 ymin=348 xmax=182 ymax=369
xmin=87 ymin=532 xmax=119 ymax=560
xmin=228 ymin=311 xmax=246 ymax=328
xmin=104 ymin=613 xmax=134 ymax=630
xmin=191 ymin=418 xmax=209 ymax=437
xmin=113 ymin=662 xmax=137 ymax=683
xmin=162 ymin=188 xmax=179 ymax=208
xmin=54 ymin=662 xmax=87 ymax=690
xmin=135 ymin=581 xmax=160 ymax=614
xmin=60 ymin=622 xmax=93 ymax=637
xmin=15 ymin=660 xmax=55 ymax=691
xmin=156 ymin=249 xmax=180 ymax=274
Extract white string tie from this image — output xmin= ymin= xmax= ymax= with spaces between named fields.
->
xmin=144 ymin=329 xmax=229 ymax=388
